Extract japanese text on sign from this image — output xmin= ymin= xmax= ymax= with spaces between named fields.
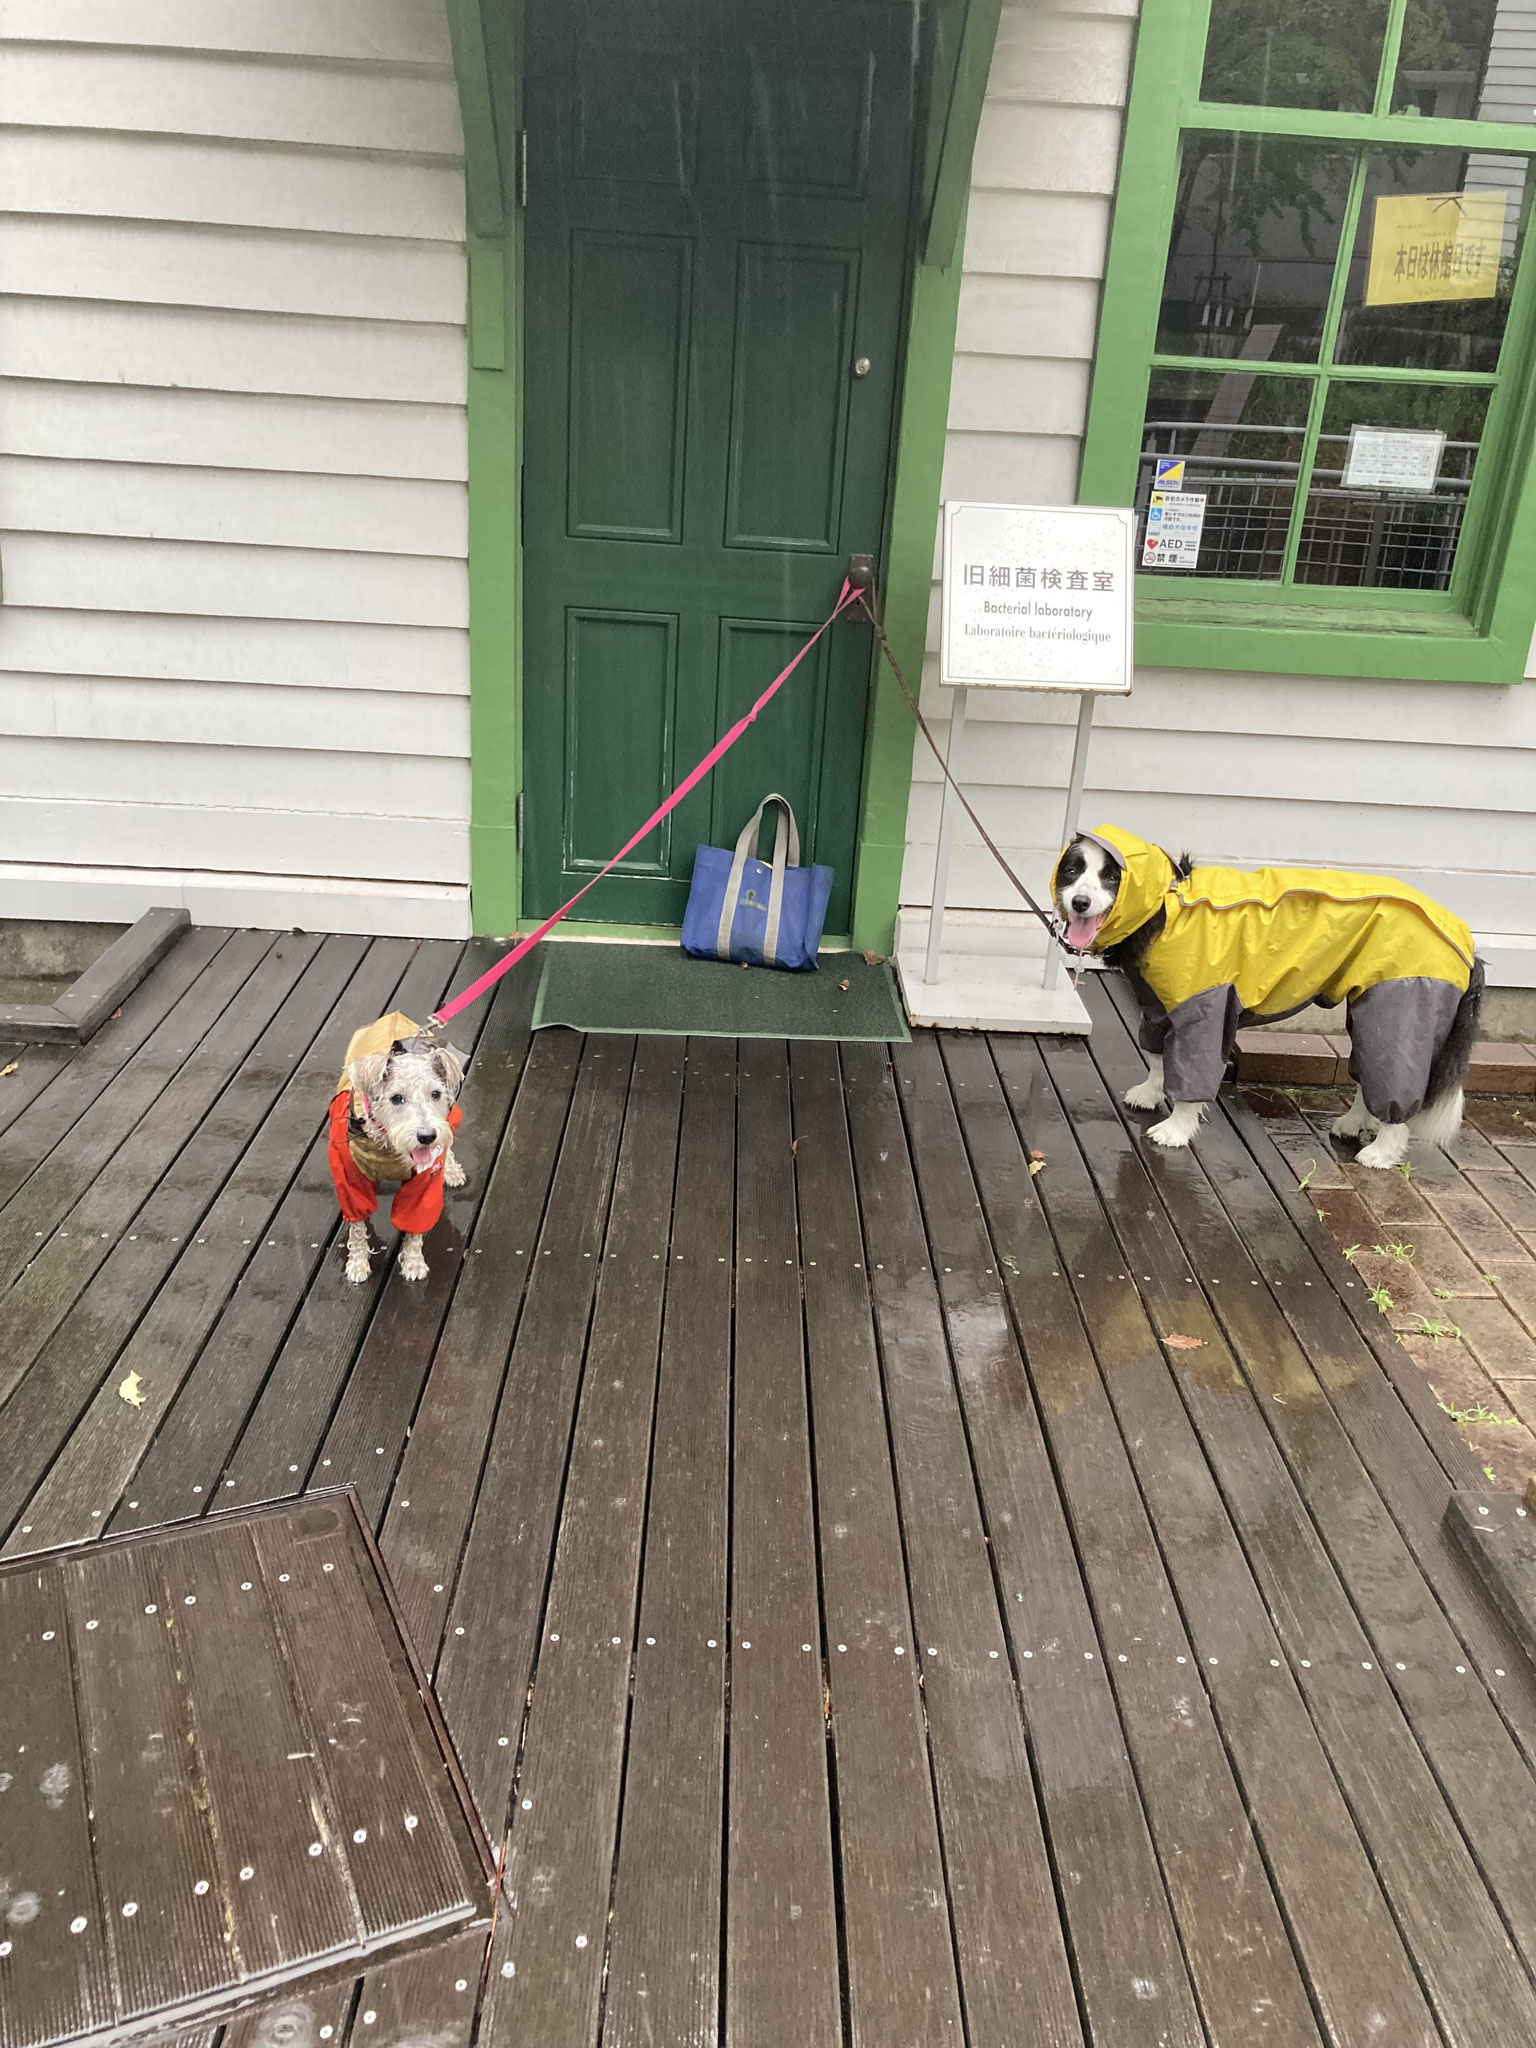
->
xmin=963 ymin=564 xmax=1117 ymax=591
xmin=941 ymin=502 xmax=1134 ymax=693
xmin=1365 ymin=190 xmax=1507 ymax=307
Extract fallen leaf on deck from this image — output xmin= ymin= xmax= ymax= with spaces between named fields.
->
xmin=1161 ymin=1333 xmax=1205 ymax=1350
xmin=0 ymin=1061 xmax=17 ymax=1078
xmin=839 ymin=979 xmax=851 ymax=991
xmin=1028 ymin=1158 xmax=1046 ymax=1176
xmin=118 ymin=1371 xmax=146 ymax=1408
xmin=790 ymin=1137 xmax=801 ymax=1156
xmin=862 ymin=951 xmax=885 ymax=966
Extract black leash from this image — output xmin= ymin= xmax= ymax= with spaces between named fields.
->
xmin=856 ymin=590 xmax=1080 ymax=967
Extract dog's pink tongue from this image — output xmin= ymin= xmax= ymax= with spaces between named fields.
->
xmin=411 ymin=1143 xmax=436 ymax=1170
xmin=1065 ymin=914 xmax=1106 ymax=950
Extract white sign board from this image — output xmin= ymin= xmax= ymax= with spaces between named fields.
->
xmin=1342 ymin=425 xmax=1445 ymax=494
xmin=1142 ymin=489 xmax=1207 ymax=568
xmin=941 ymin=501 xmax=1134 ymax=694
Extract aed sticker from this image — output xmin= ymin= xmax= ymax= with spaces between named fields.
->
xmin=1342 ymin=424 xmax=1445 ymax=493
xmin=1365 ymin=190 xmax=1507 ymax=306
xmin=1142 ymin=489 xmax=1207 ymax=568
xmin=1153 ymin=456 xmax=1186 ymax=491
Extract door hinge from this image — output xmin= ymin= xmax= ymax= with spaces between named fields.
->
xmin=516 ymin=129 xmax=528 ymax=208
xmin=515 ymin=790 xmax=525 ymax=852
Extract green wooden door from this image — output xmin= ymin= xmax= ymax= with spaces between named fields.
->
xmin=521 ymin=0 xmax=918 ymax=929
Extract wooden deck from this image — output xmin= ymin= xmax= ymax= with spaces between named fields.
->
xmin=3 ymin=923 xmax=1536 ymax=2048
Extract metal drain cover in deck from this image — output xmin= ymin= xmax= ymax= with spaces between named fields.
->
xmin=0 ymin=1495 xmax=491 ymax=2048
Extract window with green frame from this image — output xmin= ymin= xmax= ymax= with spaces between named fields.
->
xmin=1078 ymin=0 xmax=1536 ymax=681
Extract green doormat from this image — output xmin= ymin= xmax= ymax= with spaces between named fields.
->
xmin=532 ymin=943 xmax=910 ymax=1041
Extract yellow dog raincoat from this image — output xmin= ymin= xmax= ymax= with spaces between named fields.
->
xmin=1055 ymin=824 xmax=1478 ymax=1121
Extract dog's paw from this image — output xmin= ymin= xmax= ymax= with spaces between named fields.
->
xmin=1123 ymin=1077 xmax=1164 ymax=1112
xmin=1356 ymin=1130 xmax=1408 ymax=1170
xmin=443 ymin=1152 xmax=466 ymax=1189
xmin=344 ymin=1250 xmax=372 ymax=1284
xmin=1147 ymin=1102 xmax=1204 ymax=1149
xmin=398 ymin=1237 xmax=430 ymax=1283
xmin=1147 ymin=1118 xmax=1193 ymax=1150
xmin=1331 ymin=1091 xmax=1379 ymax=1141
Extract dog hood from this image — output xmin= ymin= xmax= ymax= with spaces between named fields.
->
xmin=337 ymin=1010 xmax=421 ymax=1102
xmin=1052 ymin=824 xmax=1175 ymax=951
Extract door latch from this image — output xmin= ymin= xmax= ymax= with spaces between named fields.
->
xmin=846 ymin=554 xmax=876 ymax=592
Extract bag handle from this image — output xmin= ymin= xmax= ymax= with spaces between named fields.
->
xmin=715 ymin=794 xmax=802 ymax=963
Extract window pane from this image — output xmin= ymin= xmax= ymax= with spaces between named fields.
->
xmin=1393 ymin=0 xmax=1535 ymax=121
xmin=1157 ymin=135 xmax=1353 ymax=362
xmin=1137 ymin=368 xmax=1311 ymax=579
xmin=1295 ymin=381 xmax=1489 ymax=587
xmin=1336 ymin=151 xmax=1527 ymax=369
xmin=1202 ymin=0 xmax=1389 ymax=110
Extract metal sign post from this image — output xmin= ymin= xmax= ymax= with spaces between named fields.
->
xmin=899 ymin=501 xmax=1135 ymax=1031
xmin=1041 ymin=687 xmax=1097 ymax=991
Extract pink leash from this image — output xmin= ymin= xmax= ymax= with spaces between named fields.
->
xmin=431 ymin=579 xmax=859 ymax=1027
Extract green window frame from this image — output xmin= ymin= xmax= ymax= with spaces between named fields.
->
xmin=1079 ymin=0 xmax=1536 ymax=682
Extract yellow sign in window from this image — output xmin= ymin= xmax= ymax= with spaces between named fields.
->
xmin=1365 ymin=191 xmax=1507 ymax=306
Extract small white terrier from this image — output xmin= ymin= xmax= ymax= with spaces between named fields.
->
xmin=327 ymin=1014 xmax=468 ymax=1283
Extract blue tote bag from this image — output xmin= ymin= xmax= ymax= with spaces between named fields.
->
xmin=682 ymin=794 xmax=833 ymax=972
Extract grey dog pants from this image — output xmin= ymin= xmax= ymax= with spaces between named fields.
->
xmin=1138 ymin=974 xmax=1463 ymax=1122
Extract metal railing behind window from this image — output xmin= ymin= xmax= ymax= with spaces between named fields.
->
xmin=1136 ymin=424 xmax=1477 ymax=588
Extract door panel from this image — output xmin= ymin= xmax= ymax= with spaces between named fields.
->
xmin=743 ymin=53 xmax=875 ymax=195
xmin=726 ymin=248 xmax=858 ymax=551
xmin=522 ymin=0 xmax=917 ymax=928
xmin=569 ymin=234 xmax=693 ymax=541
xmin=710 ymin=619 xmax=832 ymax=858
xmin=564 ymin=610 xmax=678 ymax=876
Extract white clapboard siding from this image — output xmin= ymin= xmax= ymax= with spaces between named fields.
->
xmin=909 ymin=704 xmax=1536 ymax=812
xmin=987 ymin=10 xmax=1136 ymax=103
xmin=0 ymin=735 xmax=468 ymax=821
xmin=961 ymin=190 xmax=1111 ymax=278
xmin=0 ymin=130 xmax=464 ymax=239
xmin=5 ymin=45 xmax=462 ymax=155
xmin=0 ymin=381 xmax=466 ymax=482
xmin=0 ymin=799 xmax=467 ymax=885
xmin=942 ymin=431 xmax=1081 ymax=504
xmin=0 ymin=860 xmax=470 ymax=940
xmin=0 ymin=676 xmax=471 ymax=758
xmin=971 ymin=104 xmax=1125 ymax=194
xmin=0 ymin=610 xmax=468 ymax=695
xmin=0 ymin=299 xmax=464 ymax=405
xmin=1 ymin=457 xmax=468 ymax=559
xmin=900 ymin=841 xmax=1536 ymax=943
xmin=0 ymin=2 xmax=472 ymax=936
xmin=1 ymin=534 xmax=467 ymax=629
xmin=956 ymin=274 xmax=1102 ymax=359
xmin=948 ymin=356 xmax=1091 ymax=436
xmin=915 ymin=666 xmax=1536 ymax=749
xmin=0 ymin=1 xmax=453 ymax=65
xmin=0 ymin=217 xmax=466 ymax=324
xmin=915 ymin=0 xmax=1536 ymax=981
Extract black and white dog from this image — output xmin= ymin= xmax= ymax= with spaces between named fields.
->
xmin=1054 ymin=827 xmax=1484 ymax=1167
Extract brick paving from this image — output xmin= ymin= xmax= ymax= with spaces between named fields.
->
xmin=1244 ymin=1084 xmax=1536 ymax=1493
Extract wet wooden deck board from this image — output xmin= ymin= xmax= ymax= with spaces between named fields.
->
xmin=0 ymin=1498 xmax=489 ymax=2048
xmin=4 ymin=922 xmax=1536 ymax=2048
